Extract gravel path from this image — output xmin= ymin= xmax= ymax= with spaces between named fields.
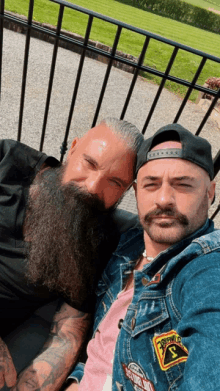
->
xmin=0 ymin=28 xmax=219 ymax=226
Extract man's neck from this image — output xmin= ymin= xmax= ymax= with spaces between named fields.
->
xmin=142 ymin=219 xmax=211 ymax=261
xmin=143 ymin=231 xmax=170 ymax=259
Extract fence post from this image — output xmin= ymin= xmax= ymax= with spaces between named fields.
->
xmin=60 ymin=14 xmax=94 ymax=162
xmin=40 ymin=3 xmax=64 ymax=151
xmin=0 ymin=0 xmax=4 ymax=100
xmin=17 ymin=0 xmax=34 ymax=141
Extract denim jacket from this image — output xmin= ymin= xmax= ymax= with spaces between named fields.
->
xmin=70 ymin=219 xmax=220 ymax=390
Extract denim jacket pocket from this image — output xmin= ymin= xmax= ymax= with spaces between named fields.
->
xmin=94 ymin=276 xmax=121 ymax=333
xmin=122 ymin=293 xmax=169 ymax=337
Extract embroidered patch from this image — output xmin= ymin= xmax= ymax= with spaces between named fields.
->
xmin=153 ymin=330 xmax=188 ymax=371
xmin=122 ymin=362 xmax=155 ymax=391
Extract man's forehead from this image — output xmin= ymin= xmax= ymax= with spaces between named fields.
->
xmin=90 ymin=139 xmax=107 ymax=153
xmin=84 ymin=124 xmax=113 ymax=141
xmin=151 ymin=140 xmax=182 ymax=151
xmin=81 ymin=125 xmax=125 ymax=153
xmin=83 ymin=132 xmax=128 ymax=157
xmin=138 ymin=138 xmax=210 ymax=181
xmin=138 ymin=155 xmax=209 ymax=181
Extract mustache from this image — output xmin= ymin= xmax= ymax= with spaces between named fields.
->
xmin=144 ymin=207 xmax=189 ymax=226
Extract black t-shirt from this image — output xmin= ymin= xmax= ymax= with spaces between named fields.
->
xmin=0 ymin=139 xmax=60 ymax=337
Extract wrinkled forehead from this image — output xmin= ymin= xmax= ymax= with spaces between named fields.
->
xmin=138 ymin=137 xmax=208 ymax=182
xmin=137 ymin=151 xmax=211 ymax=184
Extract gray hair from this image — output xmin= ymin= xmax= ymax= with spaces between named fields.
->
xmin=101 ymin=117 xmax=143 ymax=154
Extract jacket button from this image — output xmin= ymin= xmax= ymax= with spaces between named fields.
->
xmin=102 ymin=301 xmax=107 ymax=311
xmin=131 ymin=317 xmax=136 ymax=330
xmin=118 ymin=319 xmax=123 ymax=329
xmin=142 ymin=277 xmax=149 ymax=286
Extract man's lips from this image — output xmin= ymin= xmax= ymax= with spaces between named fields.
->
xmin=151 ymin=215 xmax=176 ymax=219
xmin=148 ymin=216 xmax=178 ymax=224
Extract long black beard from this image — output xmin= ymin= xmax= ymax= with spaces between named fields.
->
xmin=24 ymin=164 xmax=115 ymax=308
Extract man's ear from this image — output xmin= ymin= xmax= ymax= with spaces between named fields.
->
xmin=66 ymin=138 xmax=79 ymax=160
xmin=133 ymin=181 xmax=137 ymax=198
xmin=208 ymin=181 xmax=216 ymax=208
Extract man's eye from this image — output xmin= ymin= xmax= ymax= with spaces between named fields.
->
xmin=178 ymin=183 xmax=192 ymax=188
xmin=110 ymin=180 xmax=122 ymax=188
xmin=85 ymin=159 xmax=96 ymax=169
xmin=143 ymin=183 xmax=156 ymax=188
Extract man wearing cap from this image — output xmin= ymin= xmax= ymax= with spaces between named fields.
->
xmin=68 ymin=123 xmax=220 ymax=391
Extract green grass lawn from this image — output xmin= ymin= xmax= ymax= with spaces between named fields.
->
xmin=4 ymin=0 xmax=220 ymax=101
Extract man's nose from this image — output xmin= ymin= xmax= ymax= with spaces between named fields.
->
xmin=84 ymin=173 xmax=104 ymax=197
xmin=155 ymin=183 xmax=175 ymax=208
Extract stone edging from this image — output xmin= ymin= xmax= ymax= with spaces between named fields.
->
xmin=3 ymin=11 xmax=138 ymax=74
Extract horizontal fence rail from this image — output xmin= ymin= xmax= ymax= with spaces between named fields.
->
xmin=0 ymin=0 xmax=220 ymax=219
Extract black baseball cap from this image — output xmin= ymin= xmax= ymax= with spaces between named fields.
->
xmin=136 ymin=124 xmax=214 ymax=180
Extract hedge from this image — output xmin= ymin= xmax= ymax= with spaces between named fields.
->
xmin=204 ymin=0 xmax=220 ymax=7
xmin=131 ymin=0 xmax=220 ymax=34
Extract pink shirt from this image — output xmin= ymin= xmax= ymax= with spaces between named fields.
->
xmin=79 ymin=288 xmax=133 ymax=391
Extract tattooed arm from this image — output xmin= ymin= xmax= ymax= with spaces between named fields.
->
xmin=12 ymin=302 xmax=91 ymax=391
xmin=0 ymin=337 xmax=17 ymax=388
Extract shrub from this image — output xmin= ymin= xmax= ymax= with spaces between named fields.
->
xmin=206 ymin=77 xmax=220 ymax=90
xmin=131 ymin=0 xmax=220 ymax=34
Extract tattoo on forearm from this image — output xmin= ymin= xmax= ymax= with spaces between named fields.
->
xmin=0 ymin=338 xmax=11 ymax=369
xmin=0 ymin=337 xmax=17 ymax=388
xmin=15 ymin=303 xmax=91 ymax=391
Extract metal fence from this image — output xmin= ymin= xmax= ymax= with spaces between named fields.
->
xmin=0 ymin=0 xmax=220 ymax=218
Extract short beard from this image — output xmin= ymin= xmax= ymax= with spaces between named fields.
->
xmin=140 ymin=193 xmax=208 ymax=245
xmin=24 ymin=164 xmax=114 ymax=308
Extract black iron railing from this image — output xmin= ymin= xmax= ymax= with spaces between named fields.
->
xmin=0 ymin=0 xmax=220 ymax=218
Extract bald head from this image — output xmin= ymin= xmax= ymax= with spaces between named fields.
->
xmin=62 ymin=120 xmax=143 ymax=209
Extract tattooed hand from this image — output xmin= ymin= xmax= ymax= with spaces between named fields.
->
xmin=10 ymin=302 xmax=91 ymax=391
xmin=0 ymin=337 xmax=17 ymax=388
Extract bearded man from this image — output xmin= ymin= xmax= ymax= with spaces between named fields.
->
xmin=68 ymin=123 xmax=220 ymax=391
xmin=0 ymin=118 xmax=143 ymax=391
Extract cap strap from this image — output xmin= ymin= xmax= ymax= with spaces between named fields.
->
xmin=147 ymin=148 xmax=183 ymax=161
